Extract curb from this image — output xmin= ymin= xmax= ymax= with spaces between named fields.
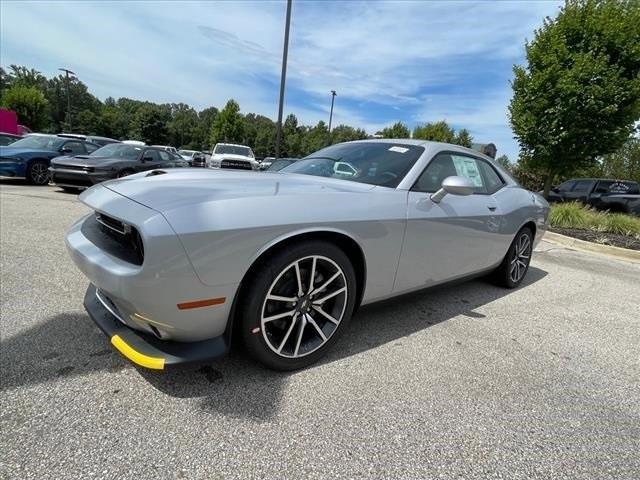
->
xmin=543 ymin=231 xmax=640 ymax=264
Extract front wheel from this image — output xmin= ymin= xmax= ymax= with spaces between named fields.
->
xmin=240 ymin=241 xmax=357 ymax=370
xmin=492 ymin=227 xmax=533 ymax=288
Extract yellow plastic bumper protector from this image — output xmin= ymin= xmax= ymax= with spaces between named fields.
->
xmin=110 ymin=335 xmax=165 ymax=370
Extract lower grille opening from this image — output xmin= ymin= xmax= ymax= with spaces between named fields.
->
xmin=82 ymin=213 xmax=144 ymax=265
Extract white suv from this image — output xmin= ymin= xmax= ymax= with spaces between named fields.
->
xmin=210 ymin=143 xmax=258 ymax=170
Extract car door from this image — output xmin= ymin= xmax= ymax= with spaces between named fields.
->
xmin=394 ymin=152 xmax=503 ymax=293
xmin=140 ymin=149 xmax=162 ymax=172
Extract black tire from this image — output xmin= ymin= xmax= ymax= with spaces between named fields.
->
xmin=117 ymin=169 xmax=135 ymax=178
xmin=26 ymin=160 xmax=50 ymax=185
xmin=239 ymin=240 xmax=357 ymax=371
xmin=492 ymin=227 xmax=533 ymax=289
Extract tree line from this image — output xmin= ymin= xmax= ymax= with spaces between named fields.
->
xmin=0 ymin=65 xmax=472 ymax=158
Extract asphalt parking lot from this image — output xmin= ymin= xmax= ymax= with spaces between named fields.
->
xmin=1 ymin=180 xmax=639 ymax=480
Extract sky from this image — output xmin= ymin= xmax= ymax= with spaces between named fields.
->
xmin=1 ymin=0 xmax=563 ymax=159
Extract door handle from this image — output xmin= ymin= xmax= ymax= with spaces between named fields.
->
xmin=487 ymin=206 xmax=497 ymax=211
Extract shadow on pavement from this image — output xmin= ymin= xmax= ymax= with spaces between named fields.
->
xmin=1 ymin=268 xmax=547 ymax=421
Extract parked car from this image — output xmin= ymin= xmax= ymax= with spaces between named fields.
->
xmin=210 ymin=143 xmax=258 ymax=170
xmin=0 ymin=132 xmax=21 ymax=146
xmin=178 ymin=149 xmax=206 ymax=167
xmin=65 ymin=139 xmax=548 ymax=371
xmin=0 ymin=134 xmax=100 ymax=185
xmin=259 ymin=157 xmax=276 ymax=170
xmin=152 ymin=145 xmax=179 ymax=155
xmin=50 ymin=143 xmax=186 ymax=191
xmin=58 ymin=134 xmax=121 ymax=147
xmin=266 ymin=157 xmax=299 ymax=171
xmin=546 ymin=178 xmax=640 ymax=215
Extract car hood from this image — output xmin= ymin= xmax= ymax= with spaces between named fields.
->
xmin=211 ymin=153 xmax=255 ymax=161
xmin=98 ymin=168 xmax=375 ymax=213
xmin=0 ymin=146 xmax=55 ymax=157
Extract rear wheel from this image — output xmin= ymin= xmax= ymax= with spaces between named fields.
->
xmin=240 ymin=241 xmax=357 ymax=370
xmin=26 ymin=160 xmax=50 ymax=185
xmin=492 ymin=227 xmax=533 ymax=288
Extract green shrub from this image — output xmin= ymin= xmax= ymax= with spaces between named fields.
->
xmin=549 ymin=202 xmax=593 ymax=229
xmin=550 ymin=202 xmax=640 ymax=238
xmin=599 ymin=213 xmax=640 ymax=236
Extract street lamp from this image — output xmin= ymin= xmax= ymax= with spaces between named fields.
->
xmin=275 ymin=0 xmax=292 ymax=159
xmin=327 ymin=90 xmax=337 ymax=144
xmin=58 ymin=68 xmax=76 ymax=131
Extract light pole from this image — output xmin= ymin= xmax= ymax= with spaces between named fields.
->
xmin=275 ymin=0 xmax=292 ymax=159
xmin=327 ymin=90 xmax=337 ymax=144
xmin=59 ymin=68 xmax=76 ymax=131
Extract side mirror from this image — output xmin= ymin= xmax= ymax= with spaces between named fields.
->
xmin=431 ymin=176 xmax=475 ymax=203
xmin=60 ymin=147 xmax=73 ymax=154
xmin=551 ymin=187 xmax=559 ymax=193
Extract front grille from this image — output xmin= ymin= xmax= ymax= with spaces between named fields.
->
xmin=220 ymin=159 xmax=252 ymax=170
xmin=81 ymin=213 xmax=144 ymax=265
xmin=54 ymin=164 xmax=87 ymax=171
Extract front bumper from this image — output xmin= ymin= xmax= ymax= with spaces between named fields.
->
xmin=50 ymin=167 xmax=113 ymax=189
xmin=84 ymin=284 xmax=229 ymax=369
xmin=0 ymin=159 xmax=27 ymax=178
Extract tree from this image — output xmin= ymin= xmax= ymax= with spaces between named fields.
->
xmin=496 ymin=154 xmax=513 ymax=170
xmin=210 ymin=99 xmax=244 ymax=144
xmin=130 ymin=103 xmax=170 ymax=144
xmin=509 ymin=0 xmax=640 ymax=198
xmin=454 ymin=128 xmax=473 ymax=148
xmin=1 ymin=84 xmax=49 ymax=130
xmin=168 ymin=103 xmax=199 ymax=147
xmin=330 ymin=124 xmax=368 ymax=144
xmin=596 ymin=135 xmax=640 ymax=182
xmin=413 ymin=120 xmax=455 ymax=143
xmin=378 ymin=121 xmax=410 ymax=138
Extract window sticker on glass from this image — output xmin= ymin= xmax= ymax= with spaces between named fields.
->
xmin=388 ymin=146 xmax=409 ymax=154
xmin=452 ymin=157 xmax=483 ymax=187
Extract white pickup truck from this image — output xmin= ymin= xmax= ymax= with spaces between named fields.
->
xmin=209 ymin=143 xmax=259 ymax=170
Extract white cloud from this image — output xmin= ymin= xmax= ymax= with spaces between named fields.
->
xmin=1 ymin=0 xmax=561 ymax=157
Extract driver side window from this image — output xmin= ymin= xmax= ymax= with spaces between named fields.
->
xmin=413 ymin=153 xmax=487 ymax=194
xmin=142 ymin=150 xmax=160 ymax=162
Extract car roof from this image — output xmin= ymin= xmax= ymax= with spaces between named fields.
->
xmin=215 ymin=143 xmax=250 ymax=147
xmin=344 ymin=138 xmax=497 ymax=162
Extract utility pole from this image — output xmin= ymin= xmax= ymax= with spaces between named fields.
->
xmin=275 ymin=0 xmax=292 ymax=159
xmin=327 ymin=90 xmax=337 ymax=144
xmin=59 ymin=68 xmax=76 ymax=131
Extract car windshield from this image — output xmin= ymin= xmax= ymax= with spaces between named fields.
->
xmin=89 ymin=143 xmax=143 ymax=159
xmin=214 ymin=145 xmax=252 ymax=156
xmin=9 ymin=135 xmax=65 ymax=150
xmin=281 ymin=142 xmax=425 ymax=187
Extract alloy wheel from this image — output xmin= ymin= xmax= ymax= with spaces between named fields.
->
xmin=30 ymin=163 xmax=50 ymax=185
xmin=260 ymin=255 xmax=348 ymax=358
xmin=509 ymin=233 xmax=531 ymax=283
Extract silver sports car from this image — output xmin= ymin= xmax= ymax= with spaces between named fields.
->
xmin=65 ymin=139 xmax=549 ymax=371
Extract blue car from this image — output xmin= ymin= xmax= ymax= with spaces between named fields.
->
xmin=0 ymin=134 xmax=100 ymax=185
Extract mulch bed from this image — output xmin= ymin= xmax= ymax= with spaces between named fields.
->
xmin=550 ymin=227 xmax=640 ymax=251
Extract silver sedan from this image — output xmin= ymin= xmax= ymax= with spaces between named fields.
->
xmin=65 ymin=139 xmax=549 ymax=371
